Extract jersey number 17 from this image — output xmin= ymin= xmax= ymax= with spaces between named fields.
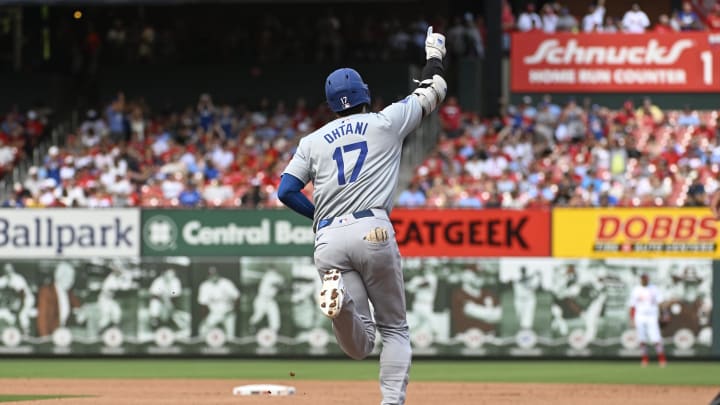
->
xmin=332 ymin=141 xmax=368 ymax=186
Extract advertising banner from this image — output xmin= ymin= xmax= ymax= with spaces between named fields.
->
xmin=553 ymin=208 xmax=720 ymax=258
xmin=391 ymin=209 xmax=551 ymax=257
xmin=0 ymin=209 xmax=140 ymax=258
xmin=403 ymin=258 xmax=713 ymax=357
xmin=511 ymin=32 xmax=720 ymax=93
xmin=0 ymin=258 xmax=143 ymax=355
xmin=0 ymin=256 xmax=713 ymax=357
xmin=0 ymin=257 xmax=345 ymax=356
xmin=141 ymin=210 xmax=314 ymax=257
xmin=142 ymin=209 xmax=551 ymax=258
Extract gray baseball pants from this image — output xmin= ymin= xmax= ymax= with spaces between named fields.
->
xmin=313 ymin=209 xmax=411 ymax=405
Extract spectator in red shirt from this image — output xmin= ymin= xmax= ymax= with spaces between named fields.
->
xmin=694 ymin=121 xmax=714 ymax=140
xmin=25 ymin=110 xmax=45 ymax=140
xmin=707 ymin=4 xmax=720 ymax=31
xmin=501 ymin=0 xmax=515 ymax=51
xmin=653 ymin=14 xmax=675 ymax=33
xmin=615 ymin=100 xmax=635 ymax=126
xmin=439 ymin=96 xmax=463 ymax=138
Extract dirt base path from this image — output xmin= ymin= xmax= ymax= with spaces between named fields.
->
xmin=0 ymin=379 xmax=716 ymax=405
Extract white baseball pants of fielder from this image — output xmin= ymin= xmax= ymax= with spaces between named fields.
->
xmin=635 ymin=316 xmax=661 ymax=344
xmin=313 ymin=209 xmax=410 ymax=405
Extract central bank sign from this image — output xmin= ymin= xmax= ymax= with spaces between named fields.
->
xmin=142 ymin=209 xmax=314 ymax=256
xmin=0 ymin=208 xmax=139 ymax=258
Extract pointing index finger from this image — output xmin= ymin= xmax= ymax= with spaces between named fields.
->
xmin=427 ymin=26 xmax=433 ymax=36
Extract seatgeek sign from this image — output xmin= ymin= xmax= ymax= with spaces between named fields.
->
xmin=0 ymin=209 xmax=140 ymax=258
xmin=511 ymin=32 xmax=720 ymax=92
xmin=391 ymin=209 xmax=551 ymax=257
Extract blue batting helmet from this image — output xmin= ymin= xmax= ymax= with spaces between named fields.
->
xmin=325 ymin=68 xmax=371 ymax=113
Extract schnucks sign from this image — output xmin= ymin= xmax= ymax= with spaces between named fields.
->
xmin=391 ymin=209 xmax=551 ymax=257
xmin=511 ymin=32 xmax=720 ymax=92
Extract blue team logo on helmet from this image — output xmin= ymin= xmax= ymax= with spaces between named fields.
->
xmin=325 ymin=68 xmax=371 ymax=113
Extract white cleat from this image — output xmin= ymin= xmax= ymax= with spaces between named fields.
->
xmin=319 ymin=269 xmax=344 ymax=319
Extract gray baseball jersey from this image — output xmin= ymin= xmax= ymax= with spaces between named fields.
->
xmin=283 ymin=96 xmax=423 ymax=227
xmin=284 ymin=95 xmax=424 ymax=405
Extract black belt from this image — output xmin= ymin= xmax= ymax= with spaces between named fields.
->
xmin=317 ymin=209 xmax=375 ymax=231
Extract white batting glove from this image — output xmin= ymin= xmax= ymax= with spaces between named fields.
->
xmin=425 ymin=26 xmax=446 ymax=60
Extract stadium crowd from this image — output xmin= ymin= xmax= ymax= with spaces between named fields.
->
xmin=0 ymin=109 xmax=50 ymax=181
xmin=54 ymin=6 xmax=483 ymax=70
xmin=4 ymin=1 xmax=720 ymax=210
xmin=3 ymin=92 xmax=332 ymax=209
xmin=397 ymin=96 xmax=719 ymax=209
xmin=512 ymin=0 xmax=720 ymax=34
xmin=53 ymin=0 xmax=720 ymax=71
xmin=2 ymin=92 xmax=718 ymax=210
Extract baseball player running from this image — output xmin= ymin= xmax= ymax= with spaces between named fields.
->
xmin=629 ymin=273 xmax=667 ymax=367
xmin=278 ymin=27 xmax=447 ymax=405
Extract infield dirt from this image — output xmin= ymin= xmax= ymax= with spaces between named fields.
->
xmin=0 ymin=379 xmax=716 ymax=404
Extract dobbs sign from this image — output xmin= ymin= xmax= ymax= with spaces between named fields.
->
xmin=511 ymin=32 xmax=720 ymax=93
xmin=553 ymin=208 xmax=719 ymax=258
xmin=390 ymin=209 xmax=550 ymax=257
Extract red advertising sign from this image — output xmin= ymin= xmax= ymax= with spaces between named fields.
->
xmin=390 ymin=209 xmax=550 ymax=257
xmin=511 ymin=32 xmax=720 ymax=92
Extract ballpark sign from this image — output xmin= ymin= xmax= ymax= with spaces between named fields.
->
xmin=511 ymin=32 xmax=720 ymax=92
xmin=141 ymin=209 xmax=314 ymax=256
xmin=0 ymin=208 xmax=140 ymax=258
xmin=553 ymin=208 xmax=720 ymax=258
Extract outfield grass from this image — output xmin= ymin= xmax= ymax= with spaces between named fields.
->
xmin=0 ymin=359 xmax=717 ymax=386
